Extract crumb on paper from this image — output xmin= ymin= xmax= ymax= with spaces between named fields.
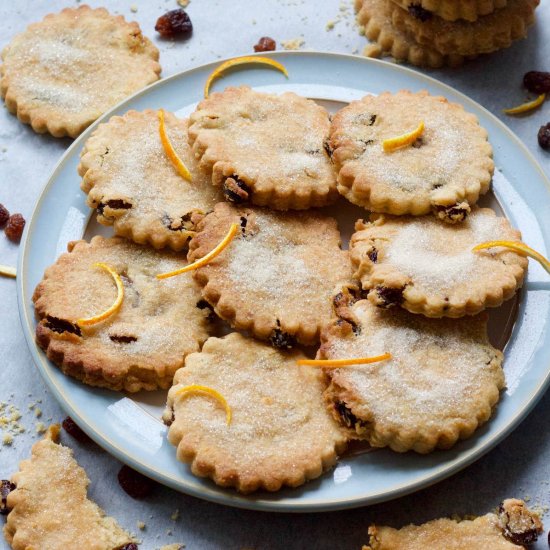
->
xmin=281 ymin=38 xmax=305 ymax=50
xmin=362 ymin=44 xmax=382 ymax=58
xmin=3 ymin=434 xmax=13 ymax=446
xmin=130 ymin=4 xmax=138 ymax=12
xmin=159 ymin=544 xmax=185 ymax=550
xmin=35 ymin=422 xmax=47 ymax=434
xmin=326 ymin=20 xmax=336 ymax=31
xmin=170 ymin=508 xmax=180 ymax=521
xmin=358 ymin=26 xmax=365 ymax=36
xmin=137 ymin=521 xmax=146 ymax=531
xmin=177 ymin=0 xmax=190 ymax=6
xmin=34 ymin=408 xmax=42 ymax=418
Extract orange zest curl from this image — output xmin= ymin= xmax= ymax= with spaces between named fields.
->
xmin=204 ymin=56 xmax=289 ymax=98
xmin=383 ymin=121 xmax=425 ymax=152
xmin=473 ymin=241 xmax=550 ymax=275
xmin=158 ymin=109 xmax=193 ymax=182
xmin=175 ymin=384 xmax=232 ymax=425
xmin=0 ymin=265 xmax=16 ymax=278
xmin=297 ymin=352 xmax=392 ymax=369
xmin=77 ymin=263 xmax=124 ymax=327
xmin=503 ymin=93 xmax=546 ymax=115
xmin=156 ymin=223 xmax=238 ymax=279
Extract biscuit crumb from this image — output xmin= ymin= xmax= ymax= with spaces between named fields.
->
xmin=170 ymin=508 xmax=180 ymax=521
xmin=137 ymin=521 xmax=146 ymax=530
xmin=159 ymin=544 xmax=185 ymax=550
xmin=34 ymin=408 xmax=42 ymax=418
xmin=281 ymin=38 xmax=304 ymax=50
xmin=2 ymin=434 xmax=13 ymax=445
xmin=35 ymin=422 xmax=47 ymax=434
xmin=326 ymin=20 xmax=336 ymax=31
xmin=177 ymin=0 xmax=190 ymax=6
xmin=362 ymin=44 xmax=382 ymax=58
xmin=130 ymin=4 xmax=138 ymax=12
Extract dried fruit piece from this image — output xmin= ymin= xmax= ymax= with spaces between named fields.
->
xmin=0 ymin=265 xmax=16 ymax=278
xmin=297 ymin=353 xmax=391 ymax=368
xmin=1 ymin=480 xmax=16 ymax=515
xmin=503 ymin=93 xmax=546 ymax=115
xmin=77 ymin=263 xmax=125 ymax=327
xmin=523 ymin=71 xmax=550 ymax=94
xmin=117 ymin=465 xmax=155 ymax=499
xmin=5 ymin=213 xmax=25 ymax=242
xmin=254 ymin=36 xmax=276 ymax=52
xmin=0 ymin=204 xmax=9 ymax=227
xmin=156 ymin=223 xmax=238 ymax=279
xmin=62 ymin=416 xmax=92 ymax=444
xmin=155 ymin=8 xmax=192 ymax=39
xmin=158 ymin=109 xmax=192 ymax=182
xmin=203 ymin=56 xmax=289 ymax=98
xmin=269 ymin=328 xmax=297 ymax=349
xmin=175 ymin=384 xmax=232 ymax=425
xmin=538 ymin=123 xmax=550 ymax=150
xmin=473 ymin=241 xmax=550 ymax=275
xmin=382 ymin=121 xmax=425 ymax=152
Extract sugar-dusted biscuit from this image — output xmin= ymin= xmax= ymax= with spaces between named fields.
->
xmin=79 ymin=110 xmax=222 ymax=251
xmin=33 ymin=236 xmax=210 ymax=392
xmin=350 ymin=208 xmax=528 ymax=317
xmin=188 ymin=202 xmax=353 ymax=347
xmin=321 ymin=293 xmax=504 ymax=453
xmin=188 ymin=86 xmax=337 ymax=210
xmin=329 ymin=90 xmax=494 ymax=222
xmin=1 ymin=5 xmax=160 ymax=138
xmin=390 ymin=0 xmax=507 ymax=22
xmin=164 ymin=333 xmax=348 ymax=493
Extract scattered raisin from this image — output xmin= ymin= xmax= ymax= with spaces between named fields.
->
xmin=523 ymin=71 xmax=550 ymax=94
xmin=408 ymin=3 xmax=433 ymax=20
xmin=45 ymin=315 xmax=82 ymax=337
xmin=269 ymin=328 xmax=296 ymax=349
xmin=0 ymin=480 xmax=15 ymax=515
xmin=222 ymin=177 xmax=251 ymax=204
xmin=5 ymin=213 xmax=25 ymax=242
xmin=372 ymin=285 xmax=404 ymax=308
xmin=538 ymin=123 xmax=550 ymax=150
xmin=118 ymin=465 xmax=155 ymax=499
xmin=62 ymin=416 xmax=92 ymax=444
xmin=254 ymin=36 xmax=276 ymax=52
xmin=155 ymin=9 xmax=192 ymax=39
xmin=0 ymin=204 xmax=9 ymax=227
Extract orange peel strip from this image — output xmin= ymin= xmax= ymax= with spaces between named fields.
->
xmin=204 ymin=56 xmax=289 ymax=98
xmin=473 ymin=241 xmax=550 ymax=275
xmin=175 ymin=384 xmax=231 ymax=425
xmin=77 ymin=263 xmax=124 ymax=327
xmin=0 ymin=265 xmax=16 ymax=278
xmin=158 ymin=109 xmax=192 ymax=182
xmin=383 ymin=121 xmax=425 ymax=152
xmin=157 ymin=223 xmax=238 ymax=279
xmin=297 ymin=352 xmax=392 ymax=369
xmin=503 ymin=93 xmax=546 ymax=115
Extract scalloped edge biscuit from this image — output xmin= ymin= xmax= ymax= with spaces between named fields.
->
xmin=1 ymin=5 xmax=161 ymax=138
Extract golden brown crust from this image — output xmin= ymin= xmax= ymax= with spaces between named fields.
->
xmin=165 ymin=333 xmax=348 ymax=493
xmin=390 ymin=0 xmax=508 ymax=22
xmin=79 ymin=110 xmax=222 ymax=251
xmin=188 ymin=86 xmax=338 ymax=210
xmin=1 ymin=5 xmax=161 ymax=138
xmin=32 ymin=236 xmax=210 ymax=392
xmin=4 ymin=428 xmax=133 ymax=549
xmin=329 ymin=90 xmax=493 ymax=220
xmin=187 ymin=202 xmax=353 ymax=347
xmin=321 ymin=299 xmax=504 ymax=453
xmin=349 ymin=208 xmax=528 ymax=318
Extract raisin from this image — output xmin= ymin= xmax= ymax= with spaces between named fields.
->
xmin=433 ymin=203 xmax=469 ymax=223
xmin=323 ymin=139 xmax=333 ymax=158
xmin=367 ymin=247 xmax=378 ymax=263
xmin=109 ymin=335 xmax=138 ymax=343
xmin=155 ymin=9 xmax=192 ymax=39
xmin=408 ymin=3 xmax=433 ymax=20
xmin=254 ymin=36 xmax=276 ymax=52
xmin=222 ymin=177 xmax=251 ymax=204
xmin=62 ymin=416 xmax=92 ymax=444
xmin=373 ymin=285 xmax=404 ymax=308
xmin=115 ymin=544 xmax=139 ymax=550
xmin=334 ymin=402 xmax=367 ymax=431
xmin=0 ymin=204 xmax=9 ymax=227
xmin=163 ymin=408 xmax=175 ymax=427
xmin=498 ymin=501 xmax=542 ymax=546
xmin=196 ymin=299 xmax=216 ymax=321
xmin=162 ymin=212 xmax=193 ymax=232
xmin=269 ymin=328 xmax=296 ymax=349
xmin=0 ymin=480 xmax=16 ymax=515
xmin=240 ymin=216 xmax=248 ymax=234
xmin=523 ymin=71 xmax=550 ymax=94
xmin=5 ymin=213 xmax=25 ymax=242
xmin=538 ymin=123 xmax=550 ymax=150
xmin=118 ymin=465 xmax=155 ymax=499
xmin=45 ymin=315 xmax=82 ymax=337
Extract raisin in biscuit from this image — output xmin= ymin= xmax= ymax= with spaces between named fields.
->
xmin=164 ymin=333 xmax=348 ymax=493
xmin=390 ymin=0 xmax=508 ymax=22
xmin=350 ymin=208 xmax=528 ymax=318
xmin=79 ymin=110 xmax=222 ymax=251
xmin=390 ymin=0 xmax=539 ymax=56
xmin=188 ymin=86 xmax=337 ymax=210
xmin=33 ymin=236 xmax=210 ymax=392
xmin=329 ymin=90 xmax=494 ymax=222
xmin=188 ymin=202 xmax=353 ymax=347
xmin=364 ymin=499 xmax=543 ymax=549
xmin=321 ymin=295 xmax=504 ymax=453
xmin=3 ymin=426 xmax=134 ymax=550
xmin=355 ymin=0 xmax=468 ymax=68
xmin=1 ymin=5 xmax=161 ymax=138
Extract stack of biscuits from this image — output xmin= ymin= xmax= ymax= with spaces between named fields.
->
xmin=356 ymin=0 xmax=540 ymax=68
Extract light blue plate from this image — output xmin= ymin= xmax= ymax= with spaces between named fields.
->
xmin=17 ymin=52 xmax=550 ymax=512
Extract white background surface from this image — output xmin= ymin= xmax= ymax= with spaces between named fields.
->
xmin=1 ymin=1 xmax=549 ymax=548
